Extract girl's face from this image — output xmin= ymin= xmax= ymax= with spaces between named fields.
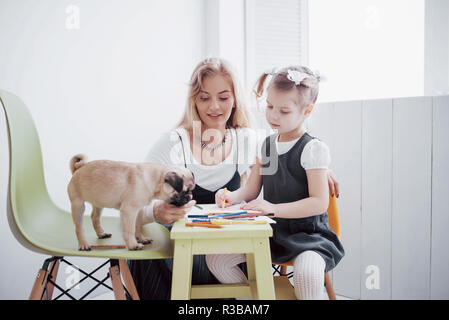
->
xmin=195 ymin=74 xmax=235 ymax=131
xmin=265 ymin=86 xmax=309 ymax=136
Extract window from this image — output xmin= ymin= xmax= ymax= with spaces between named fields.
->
xmin=245 ymin=0 xmax=309 ymax=90
xmin=309 ymin=0 xmax=425 ymax=102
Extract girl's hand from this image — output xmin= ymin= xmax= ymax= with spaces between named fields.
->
xmin=215 ymin=189 xmax=239 ymax=208
xmin=327 ymin=169 xmax=340 ymax=198
xmin=154 ymin=199 xmax=196 ymax=225
xmin=240 ymin=199 xmax=277 ymax=216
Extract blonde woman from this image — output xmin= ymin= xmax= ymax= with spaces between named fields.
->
xmin=127 ymin=57 xmax=259 ymax=299
xmin=128 ymin=58 xmax=340 ymax=299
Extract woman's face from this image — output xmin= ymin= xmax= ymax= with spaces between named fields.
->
xmin=195 ymin=74 xmax=235 ymax=131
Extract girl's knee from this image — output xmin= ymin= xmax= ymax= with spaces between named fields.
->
xmin=293 ymin=251 xmax=325 ymax=278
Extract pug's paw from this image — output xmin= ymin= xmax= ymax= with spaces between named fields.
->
xmin=136 ymin=236 xmax=153 ymax=245
xmin=78 ymin=242 xmax=91 ymax=251
xmin=98 ymin=232 xmax=112 ymax=239
xmin=129 ymin=243 xmax=144 ymax=250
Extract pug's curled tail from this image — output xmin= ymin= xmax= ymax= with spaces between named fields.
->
xmin=70 ymin=154 xmax=87 ymax=174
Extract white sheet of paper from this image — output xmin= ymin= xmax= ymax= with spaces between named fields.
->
xmin=187 ymin=202 xmax=276 ymax=224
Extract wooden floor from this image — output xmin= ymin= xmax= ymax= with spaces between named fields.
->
xmin=90 ymin=277 xmax=354 ymax=300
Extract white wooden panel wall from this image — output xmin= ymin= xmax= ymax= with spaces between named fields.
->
xmin=310 ymin=96 xmax=449 ymax=300
xmin=391 ymin=97 xmax=432 ymax=299
xmin=331 ymin=101 xmax=362 ymax=299
xmin=361 ymin=99 xmax=392 ymax=299
xmin=307 ymin=102 xmax=336 ymax=286
xmin=431 ymin=96 xmax=449 ymax=299
xmin=309 ymin=101 xmax=362 ymax=299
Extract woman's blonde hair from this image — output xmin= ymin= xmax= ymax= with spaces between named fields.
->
xmin=176 ymin=57 xmax=251 ymax=131
xmin=254 ymin=65 xmax=320 ymax=108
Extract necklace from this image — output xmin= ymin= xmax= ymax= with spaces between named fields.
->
xmin=197 ymin=129 xmax=230 ymax=151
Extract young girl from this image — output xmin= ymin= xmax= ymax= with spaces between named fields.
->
xmin=206 ymin=66 xmax=345 ymax=300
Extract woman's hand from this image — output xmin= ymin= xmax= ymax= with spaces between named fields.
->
xmin=327 ymin=169 xmax=340 ymax=198
xmin=240 ymin=199 xmax=277 ymax=215
xmin=215 ymin=189 xmax=240 ymax=208
xmin=153 ymin=199 xmax=196 ymax=225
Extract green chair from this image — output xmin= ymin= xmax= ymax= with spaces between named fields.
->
xmin=1 ymin=89 xmax=173 ymax=300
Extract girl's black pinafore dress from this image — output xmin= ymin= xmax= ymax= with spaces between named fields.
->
xmin=261 ymin=133 xmax=345 ymax=273
xmin=128 ymin=128 xmax=243 ymax=299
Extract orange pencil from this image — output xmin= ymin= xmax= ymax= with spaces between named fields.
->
xmin=222 ymin=187 xmax=227 ymax=208
xmin=208 ymin=211 xmax=235 ymax=215
xmin=186 ymin=222 xmax=222 ymax=228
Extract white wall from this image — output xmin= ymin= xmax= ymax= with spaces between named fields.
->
xmin=425 ymin=0 xmax=449 ymax=95
xmin=308 ymin=96 xmax=449 ymax=300
xmin=0 ymin=0 xmax=205 ymax=299
xmin=309 ymin=0 xmax=425 ymax=102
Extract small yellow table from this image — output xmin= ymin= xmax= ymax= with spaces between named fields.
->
xmin=170 ymin=218 xmax=275 ymax=300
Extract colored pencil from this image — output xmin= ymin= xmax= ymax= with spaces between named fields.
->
xmin=208 ymin=210 xmax=265 ymax=215
xmin=211 ymin=220 xmax=267 ymax=225
xmin=187 ymin=215 xmax=210 ymax=218
xmin=185 ymin=222 xmax=222 ymax=228
xmin=208 ymin=212 xmax=236 ymax=215
xmin=209 ymin=211 xmax=248 ymax=218
xmin=222 ymin=188 xmax=227 ymax=208
xmin=221 ymin=213 xmax=275 ymax=219
xmin=193 ymin=218 xmax=256 ymax=223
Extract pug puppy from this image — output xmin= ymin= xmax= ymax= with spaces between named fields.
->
xmin=67 ymin=154 xmax=195 ymax=251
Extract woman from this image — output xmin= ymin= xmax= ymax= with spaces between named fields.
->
xmin=128 ymin=57 xmax=339 ymax=299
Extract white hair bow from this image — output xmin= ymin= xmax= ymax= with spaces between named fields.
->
xmin=265 ymin=67 xmax=326 ymax=84
xmin=286 ymin=70 xmax=311 ymax=85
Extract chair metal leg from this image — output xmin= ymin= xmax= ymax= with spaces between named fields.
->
xmin=44 ymin=259 xmax=60 ymax=300
xmin=324 ymin=272 xmax=336 ymax=300
xmin=29 ymin=256 xmax=61 ymax=300
xmin=29 ymin=257 xmax=140 ymax=300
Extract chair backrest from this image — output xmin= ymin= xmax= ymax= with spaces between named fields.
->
xmin=1 ymin=90 xmax=55 ymax=254
xmin=327 ymin=194 xmax=341 ymax=239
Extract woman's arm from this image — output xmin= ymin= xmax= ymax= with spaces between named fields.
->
xmin=327 ymin=169 xmax=340 ymax=198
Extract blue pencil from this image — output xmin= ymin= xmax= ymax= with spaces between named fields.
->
xmin=192 ymin=218 xmax=255 ymax=223
xmin=211 ymin=211 xmax=247 ymax=218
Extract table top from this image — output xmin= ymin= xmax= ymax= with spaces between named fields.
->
xmin=170 ymin=204 xmax=273 ymax=240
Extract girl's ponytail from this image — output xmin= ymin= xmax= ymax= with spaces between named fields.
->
xmin=254 ymin=73 xmax=270 ymax=99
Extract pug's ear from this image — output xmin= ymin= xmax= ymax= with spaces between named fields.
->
xmin=164 ymin=171 xmax=183 ymax=193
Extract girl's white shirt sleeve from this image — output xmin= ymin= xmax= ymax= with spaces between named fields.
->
xmin=300 ymin=139 xmax=331 ymax=170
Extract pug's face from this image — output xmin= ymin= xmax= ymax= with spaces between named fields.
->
xmin=162 ymin=168 xmax=195 ymax=207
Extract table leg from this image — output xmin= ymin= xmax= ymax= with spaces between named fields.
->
xmin=171 ymin=239 xmax=193 ymax=300
xmin=252 ymin=237 xmax=275 ymax=300
xmin=245 ymin=253 xmax=258 ymax=299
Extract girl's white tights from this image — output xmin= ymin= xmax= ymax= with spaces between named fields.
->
xmin=205 ymin=250 xmax=326 ymax=300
